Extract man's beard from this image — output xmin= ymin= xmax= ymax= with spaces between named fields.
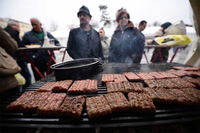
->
xmin=80 ymin=23 xmax=87 ymax=28
xmin=80 ymin=19 xmax=87 ymax=28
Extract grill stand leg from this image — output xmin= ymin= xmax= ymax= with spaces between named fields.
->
xmin=62 ymin=49 xmax=67 ymax=62
xmin=21 ymin=51 xmax=44 ymax=78
xmin=170 ymin=47 xmax=179 ymax=63
xmin=143 ymin=51 xmax=149 ymax=64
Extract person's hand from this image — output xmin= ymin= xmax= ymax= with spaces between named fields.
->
xmin=146 ymin=39 xmax=152 ymax=45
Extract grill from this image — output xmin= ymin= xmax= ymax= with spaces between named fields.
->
xmin=0 ymin=63 xmax=200 ymax=132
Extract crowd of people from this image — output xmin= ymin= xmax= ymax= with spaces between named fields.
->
xmin=0 ymin=5 xmax=182 ymax=98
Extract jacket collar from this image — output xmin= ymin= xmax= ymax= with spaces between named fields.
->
xmin=5 ymin=26 xmax=13 ymax=30
xmin=5 ymin=26 xmax=19 ymax=34
xmin=101 ymin=36 xmax=109 ymax=41
xmin=31 ymin=28 xmax=43 ymax=33
xmin=80 ymin=25 xmax=93 ymax=32
xmin=115 ymin=21 xmax=134 ymax=32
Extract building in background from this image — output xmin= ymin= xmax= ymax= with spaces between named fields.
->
xmin=0 ymin=18 xmax=9 ymax=28
xmin=50 ymin=30 xmax=70 ymax=47
xmin=0 ymin=18 xmax=32 ymax=39
xmin=18 ymin=21 xmax=32 ymax=38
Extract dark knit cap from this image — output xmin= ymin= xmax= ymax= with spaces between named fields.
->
xmin=77 ymin=5 xmax=92 ymax=18
xmin=161 ymin=22 xmax=172 ymax=34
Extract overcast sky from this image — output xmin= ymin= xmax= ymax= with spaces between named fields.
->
xmin=0 ymin=0 xmax=193 ymax=30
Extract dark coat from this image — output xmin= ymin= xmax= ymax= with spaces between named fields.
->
xmin=21 ymin=29 xmax=60 ymax=63
xmin=0 ymin=27 xmax=19 ymax=92
xmin=67 ymin=27 xmax=104 ymax=60
xmin=4 ymin=26 xmax=22 ymax=47
xmin=0 ymin=27 xmax=18 ymax=56
xmin=4 ymin=26 xmax=26 ymax=62
xmin=150 ymin=40 xmax=170 ymax=63
xmin=109 ymin=21 xmax=145 ymax=63
xmin=150 ymin=22 xmax=172 ymax=63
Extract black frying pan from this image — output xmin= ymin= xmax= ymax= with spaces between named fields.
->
xmin=51 ymin=58 xmax=102 ymax=81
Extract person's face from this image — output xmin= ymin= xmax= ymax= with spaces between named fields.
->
xmin=119 ymin=13 xmax=129 ymax=26
xmin=78 ymin=12 xmax=91 ymax=26
xmin=11 ymin=23 xmax=20 ymax=31
xmin=31 ymin=19 xmax=42 ymax=32
xmin=99 ymin=29 xmax=105 ymax=38
xmin=16 ymin=23 xmax=20 ymax=31
xmin=159 ymin=27 xmax=163 ymax=32
xmin=139 ymin=23 xmax=147 ymax=31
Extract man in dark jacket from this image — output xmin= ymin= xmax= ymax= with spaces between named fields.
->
xmin=22 ymin=18 xmax=60 ymax=81
xmin=67 ymin=5 xmax=104 ymax=60
xmin=4 ymin=20 xmax=31 ymax=89
xmin=138 ymin=20 xmax=147 ymax=40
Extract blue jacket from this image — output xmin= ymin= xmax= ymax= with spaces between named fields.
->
xmin=67 ymin=27 xmax=104 ymax=60
xmin=109 ymin=21 xmax=145 ymax=63
xmin=21 ymin=29 xmax=60 ymax=62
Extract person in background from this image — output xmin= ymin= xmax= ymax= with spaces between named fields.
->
xmin=150 ymin=30 xmax=163 ymax=45
xmin=67 ymin=5 xmax=104 ymax=60
xmin=4 ymin=20 xmax=31 ymax=89
xmin=138 ymin=20 xmax=149 ymax=53
xmin=109 ymin=9 xmax=144 ymax=63
xmin=138 ymin=20 xmax=147 ymax=38
xmin=147 ymin=22 xmax=172 ymax=63
xmin=99 ymin=28 xmax=110 ymax=62
xmin=0 ymin=26 xmax=25 ymax=101
xmin=22 ymin=18 xmax=60 ymax=81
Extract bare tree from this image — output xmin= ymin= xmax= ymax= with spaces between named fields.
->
xmin=113 ymin=20 xmax=117 ymax=26
xmin=99 ymin=5 xmax=111 ymax=27
xmin=50 ymin=21 xmax=58 ymax=31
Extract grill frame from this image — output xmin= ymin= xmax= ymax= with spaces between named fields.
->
xmin=0 ymin=63 xmax=200 ymax=131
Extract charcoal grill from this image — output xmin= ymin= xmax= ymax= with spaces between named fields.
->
xmin=0 ymin=63 xmax=200 ymax=133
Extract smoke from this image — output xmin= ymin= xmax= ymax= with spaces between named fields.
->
xmin=109 ymin=28 xmax=145 ymax=63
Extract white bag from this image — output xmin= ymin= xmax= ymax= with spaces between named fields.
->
xmin=165 ymin=20 xmax=186 ymax=35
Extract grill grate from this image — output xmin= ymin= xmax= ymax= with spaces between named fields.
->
xmin=0 ymin=63 xmax=200 ymax=131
